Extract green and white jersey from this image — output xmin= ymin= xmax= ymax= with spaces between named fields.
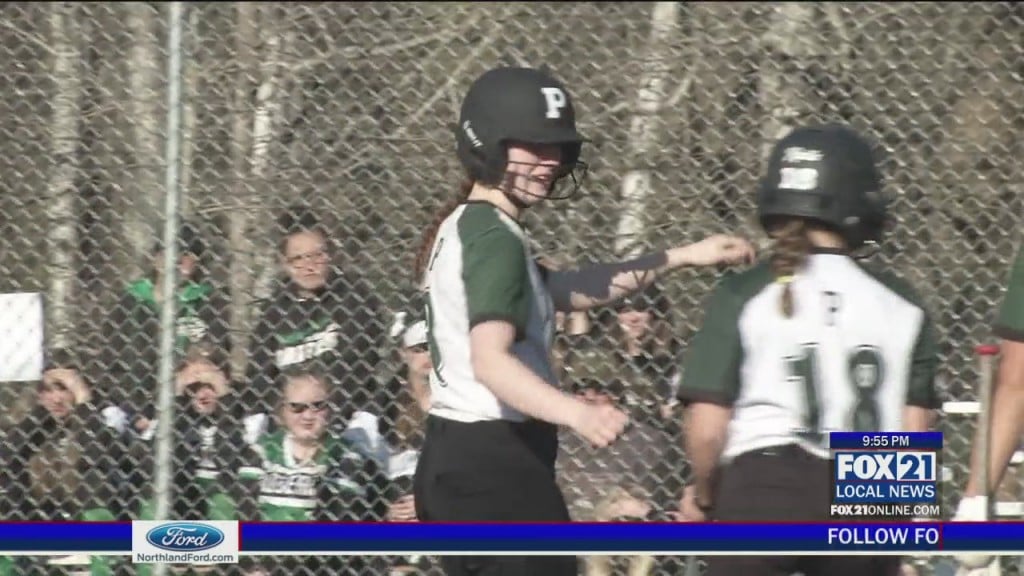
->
xmin=677 ymin=252 xmax=939 ymax=461
xmin=196 ymin=424 xmax=220 ymax=484
xmin=238 ymin=430 xmax=375 ymax=522
xmin=995 ymin=244 xmax=1024 ymax=342
xmin=423 ymin=202 xmax=557 ymax=423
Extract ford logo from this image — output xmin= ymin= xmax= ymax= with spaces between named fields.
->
xmin=145 ymin=523 xmax=224 ymax=552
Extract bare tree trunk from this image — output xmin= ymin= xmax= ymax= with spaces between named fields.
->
xmin=759 ymin=2 xmax=819 ymax=162
xmin=179 ymin=5 xmax=198 ymax=218
xmin=614 ymin=2 xmax=679 ymax=258
xmin=46 ymin=2 xmax=83 ymax=350
xmin=125 ymin=3 xmax=165 ymax=276
xmin=227 ymin=1 xmax=257 ymax=379
xmin=249 ymin=7 xmax=285 ymax=302
xmin=224 ymin=4 xmax=287 ymax=379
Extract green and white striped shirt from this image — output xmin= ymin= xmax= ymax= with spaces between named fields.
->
xmin=239 ymin=430 xmax=378 ymax=522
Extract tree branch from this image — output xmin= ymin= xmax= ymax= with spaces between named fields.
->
xmin=0 ymin=17 xmax=55 ymax=56
xmin=665 ymin=75 xmax=693 ymax=109
xmin=334 ymin=18 xmax=502 ymax=180
xmin=823 ymin=3 xmax=854 ymax=61
xmin=284 ymin=12 xmax=484 ymax=75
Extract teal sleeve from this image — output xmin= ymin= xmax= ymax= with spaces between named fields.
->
xmin=461 ymin=226 xmax=530 ymax=336
xmin=906 ymin=301 xmax=940 ymax=409
xmin=675 ymin=276 xmax=744 ymax=406
xmin=995 ymin=244 xmax=1024 ymax=342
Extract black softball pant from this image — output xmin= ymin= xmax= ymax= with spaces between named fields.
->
xmin=413 ymin=414 xmax=579 ymax=576
xmin=705 ymin=443 xmax=902 ymax=576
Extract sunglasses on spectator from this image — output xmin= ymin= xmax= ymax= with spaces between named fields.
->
xmin=285 ymin=248 xmax=329 ymax=266
xmin=185 ymin=381 xmax=214 ymax=394
xmin=287 ymin=400 xmax=329 ymax=414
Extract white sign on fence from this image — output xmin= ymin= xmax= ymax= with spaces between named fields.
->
xmin=0 ymin=292 xmax=45 ymax=382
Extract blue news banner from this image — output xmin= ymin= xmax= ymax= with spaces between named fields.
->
xmin=830 ymin=431 xmax=943 ymax=520
xmin=0 ymin=522 xmax=1023 ymax=555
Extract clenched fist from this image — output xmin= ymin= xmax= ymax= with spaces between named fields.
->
xmin=570 ymin=401 xmax=629 ymax=448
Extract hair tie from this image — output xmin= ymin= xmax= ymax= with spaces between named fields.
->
xmin=776 ymin=275 xmax=796 ymax=285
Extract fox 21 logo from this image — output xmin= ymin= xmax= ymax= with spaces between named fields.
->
xmin=835 ymin=452 xmax=937 ymax=481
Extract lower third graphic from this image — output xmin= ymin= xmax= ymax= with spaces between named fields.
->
xmin=131 ymin=521 xmax=239 ymax=565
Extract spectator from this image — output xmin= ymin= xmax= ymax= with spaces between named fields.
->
xmin=538 ymin=255 xmax=594 ymax=383
xmin=609 ymin=284 xmax=689 ymax=509
xmin=380 ymin=316 xmax=431 ymax=448
xmin=245 ymin=207 xmax=385 ymax=435
xmin=553 ymin=310 xmax=593 ymax=384
xmin=0 ymin=349 xmax=125 ymax=575
xmin=130 ymin=342 xmax=246 ymax=523
xmin=556 ymin=358 xmax=677 ymax=576
xmin=345 ymin=315 xmax=436 ymax=574
xmin=236 ymin=367 xmax=389 ymax=576
xmin=129 ymin=344 xmax=248 ymax=576
xmin=609 ymin=283 xmax=681 ymax=415
xmin=557 ymin=286 xmax=688 ymax=576
xmin=588 ymin=485 xmax=658 ymax=576
xmin=98 ymin=222 xmax=230 ymax=435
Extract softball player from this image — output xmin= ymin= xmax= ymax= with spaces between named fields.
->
xmin=675 ymin=123 xmax=940 ymax=576
xmin=411 ymin=65 xmax=753 ymax=576
xmin=955 ymin=242 xmax=1024 ymax=570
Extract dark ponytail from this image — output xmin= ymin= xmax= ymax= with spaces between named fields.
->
xmin=769 ymin=218 xmax=812 ymax=318
xmin=413 ymin=180 xmax=473 ymax=285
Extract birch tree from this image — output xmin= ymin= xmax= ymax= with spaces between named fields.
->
xmin=179 ymin=5 xmax=199 ymax=218
xmin=249 ymin=6 xmax=286 ymax=303
xmin=227 ymin=3 xmax=284 ymax=377
xmin=227 ymin=1 xmax=257 ymax=378
xmin=46 ymin=2 xmax=83 ymax=350
xmin=125 ymin=2 xmax=165 ymax=277
xmin=613 ymin=2 xmax=680 ymax=259
xmin=758 ymin=2 xmax=820 ymax=162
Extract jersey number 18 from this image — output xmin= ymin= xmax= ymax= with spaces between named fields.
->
xmin=786 ymin=343 xmax=885 ymax=443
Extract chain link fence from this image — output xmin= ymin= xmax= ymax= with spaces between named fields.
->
xmin=0 ymin=2 xmax=1022 ymax=575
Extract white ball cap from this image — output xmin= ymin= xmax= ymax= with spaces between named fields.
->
xmin=403 ymin=320 xmax=428 ymax=349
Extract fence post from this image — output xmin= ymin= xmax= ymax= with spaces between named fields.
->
xmin=151 ymin=5 xmax=185 ymax=576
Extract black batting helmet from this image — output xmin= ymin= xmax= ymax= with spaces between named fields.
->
xmin=456 ymin=66 xmax=588 ymax=197
xmin=758 ymin=123 xmax=890 ymax=251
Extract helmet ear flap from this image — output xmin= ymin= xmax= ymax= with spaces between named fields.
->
xmin=481 ymin=142 xmax=508 ymax=186
xmin=756 ymin=176 xmax=777 ymax=231
xmin=562 ymin=142 xmax=582 ymax=167
xmin=453 ymin=121 xmax=508 ymax=186
xmin=859 ymin=188 xmax=891 ymax=242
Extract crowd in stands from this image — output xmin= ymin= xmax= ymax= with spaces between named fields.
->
xmin=0 ymin=206 xmax=695 ymax=576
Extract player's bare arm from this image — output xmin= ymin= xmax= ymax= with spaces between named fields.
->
xmin=468 ymin=320 xmax=581 ymax=426
xmin=965 ymin=338 xmax=1024 ymax=496
xmin=545 ymin=234 xmax=755 ymax=312
xmin=682 ymin=401 xmax=732 ymax=513
xmin=470 ymin=320 xmax=627 ymax=447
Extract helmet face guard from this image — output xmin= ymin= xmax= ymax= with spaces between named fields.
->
xmin=455 ymin=67 xmax=589 ymax=202
xmin=498 ymin=153 xmax=589 ymax=203
xmin=757 ymin=123 xmax=889 ymax=252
